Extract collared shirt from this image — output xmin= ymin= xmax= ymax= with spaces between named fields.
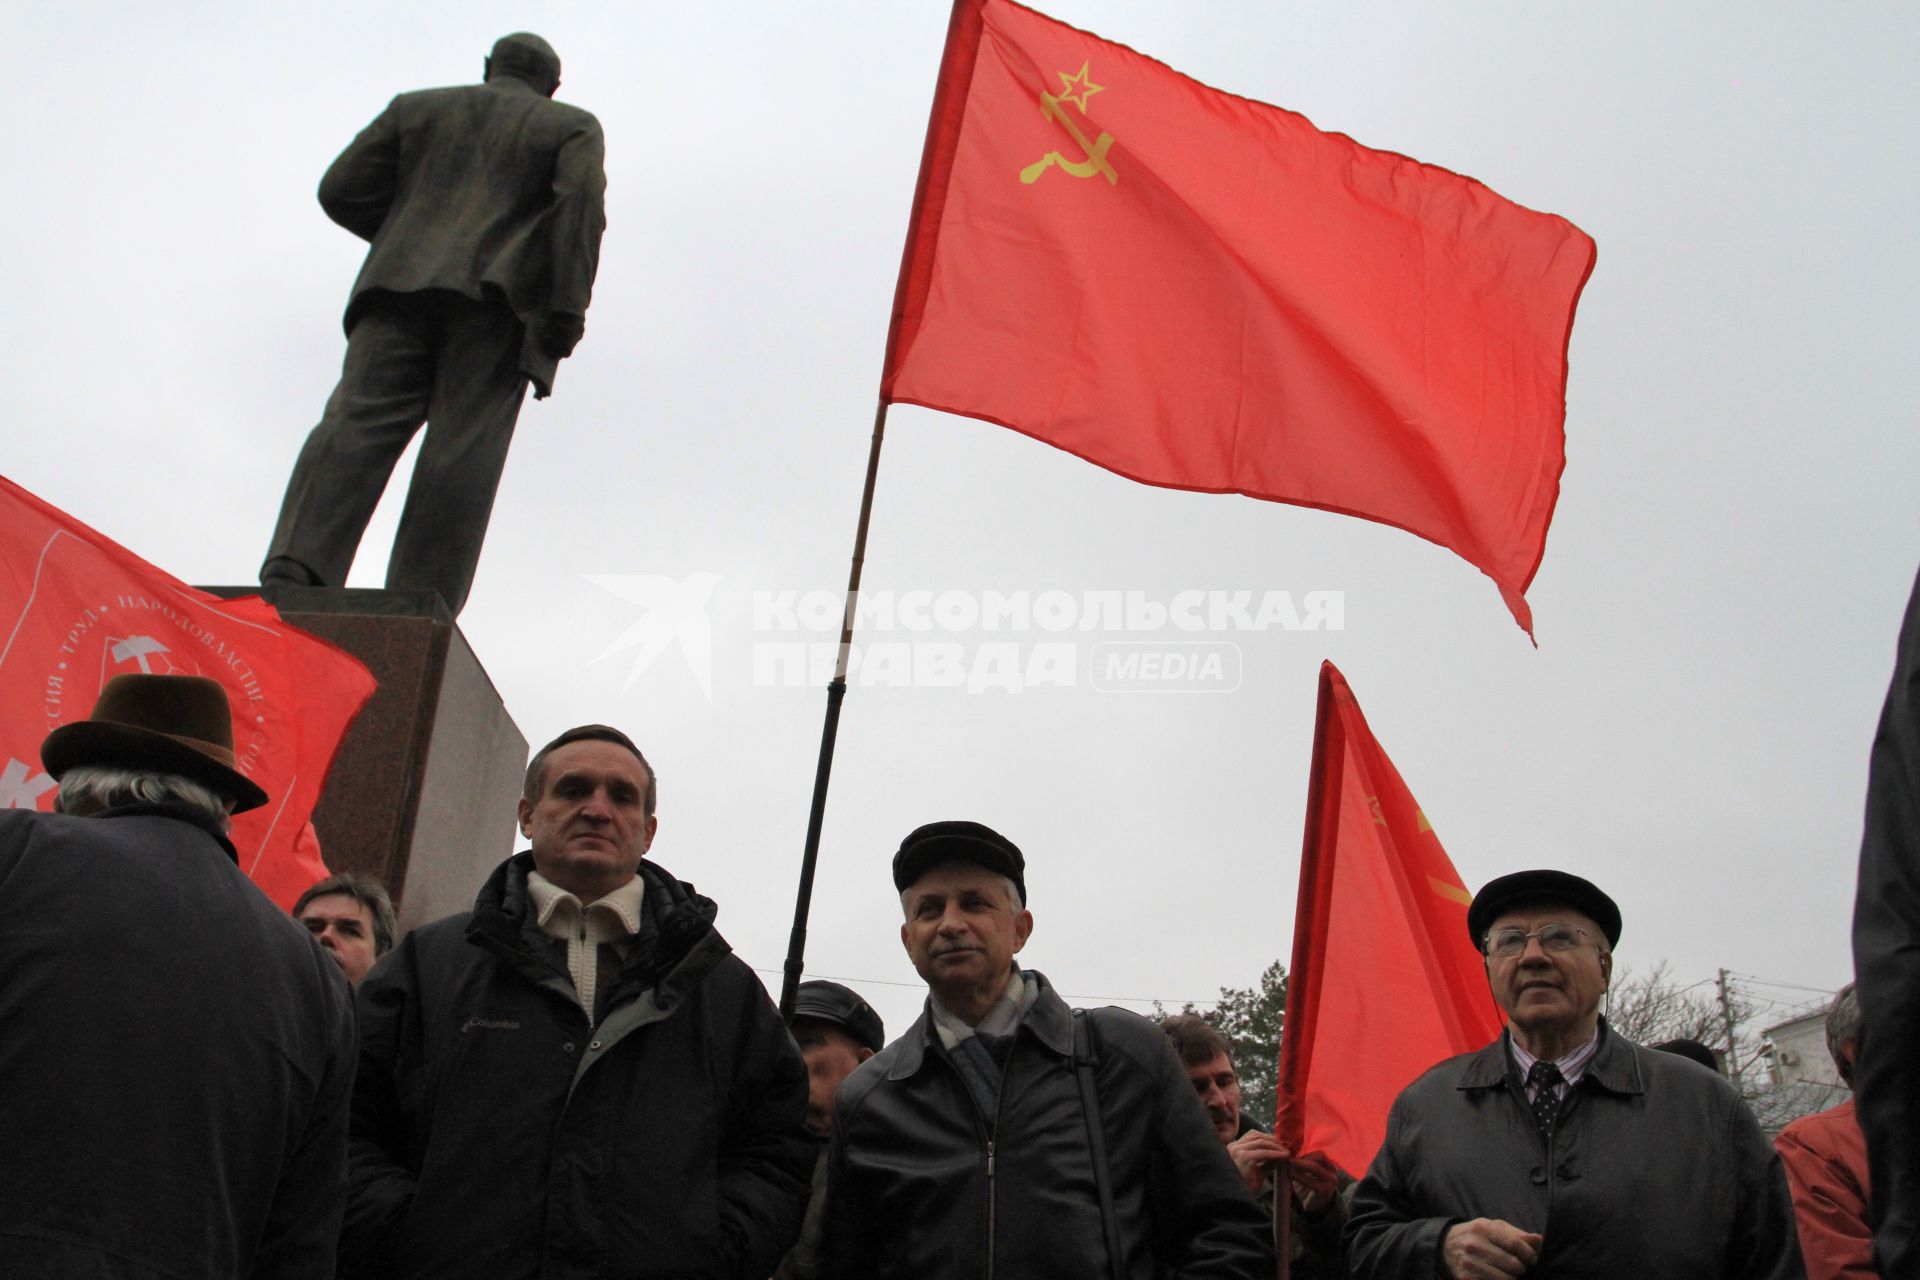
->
xmin=1509 ymin=1026 xmax=1602 ymax=1105
xmin=527 ymin=870 xmax=646 ymax=1023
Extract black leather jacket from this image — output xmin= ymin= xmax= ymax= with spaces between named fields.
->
xmin=820 ymin=972 xmax=1271 ymax=1279
xmin=1345 ymin=1023 xmax=1804 ymax=1278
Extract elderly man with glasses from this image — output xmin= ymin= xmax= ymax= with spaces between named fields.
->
xmin=1345 ymin=869 xmax=1804 ymax=1279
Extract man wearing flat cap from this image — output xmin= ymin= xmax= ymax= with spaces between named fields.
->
xmin=1345 ymin=868 xmax=1804 ymax=1279
xmin=775 ymin=980 xmax=885 ymax=1280
xmin=820 ymin=820 xmax=1271 ymax=1278
xmin=0 ymin=674 xmax=356 ymax=1277
xmin=344 ymin=724 xmax=814 ymax=1279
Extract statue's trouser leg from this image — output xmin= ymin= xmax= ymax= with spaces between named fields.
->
xmin=262 ymin=303 xmax=435 ymax=588
xmin=385 ymin=298 xmax=529 ymax=615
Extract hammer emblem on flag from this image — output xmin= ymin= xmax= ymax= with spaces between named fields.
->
xmin=1020 ymin=63 xmax=1118 ymax=186
xmin=109 ymin=634 xmax=172 ymax=674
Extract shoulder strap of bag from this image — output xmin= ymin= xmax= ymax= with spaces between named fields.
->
xmin=1072 ymin=1008 xmax=1125 ymax=1280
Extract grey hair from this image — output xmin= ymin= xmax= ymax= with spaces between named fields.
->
xmin=1825 ymin=983 xmax=1862 ymax=1085
xmin=55 ymin=765 xmax=230 ymax=831
xmin=900 ymin=873 xmax=1022 ymax=918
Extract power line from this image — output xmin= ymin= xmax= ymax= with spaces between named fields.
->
xmin=1728 ymin=972 xmax=1841 ymax=996
xmin=751 ymin=969 xmax=922 ymax=991
xmin=1064 ymin=992 xmax=1224 ymax=1009
xmin=748 ymin=966 xmax=1222 ymax=1009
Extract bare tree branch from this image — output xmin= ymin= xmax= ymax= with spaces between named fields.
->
xmin=1607 ymin=960 xmax=1761 ymax=1090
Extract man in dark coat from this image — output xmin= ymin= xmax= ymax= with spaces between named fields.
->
xmin=1345 ymin=869 xmax=1803 ymax=1279
xmin=262 ymin=32 xmax=607 ymax=615
xmin=820 ymin=821 xmax=1271 ymax=1279
xmin=774 ymin=980 xmax=886 ymax=1280
xmin=343 ymin=725 xmax=814 ymax=1279
xmin=0 ymin=674 xmax=356 ymax=1278
xmin=1853 ymin=562 xmax=1920 ymax=1278
xmin=1160 ymin=1014 xmax=1351 ymax=1279
xmin=294 ymin=870 xmax=398 ymax=987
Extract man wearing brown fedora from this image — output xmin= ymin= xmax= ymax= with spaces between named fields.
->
xmin=0 ymin=674 xmax=356 ymax=1278
xmin=1344 ymin=868 xmax=1803 ymax=1279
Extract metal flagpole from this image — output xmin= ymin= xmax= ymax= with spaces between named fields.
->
xmin=1273 ymin=1174 xmax=1291 ymax=1280
xmin=778 ymin=397 xmax=891 ymax=1021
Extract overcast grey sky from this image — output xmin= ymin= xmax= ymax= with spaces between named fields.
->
xmin=5 ymin=1 xmax=1915 ymax=1042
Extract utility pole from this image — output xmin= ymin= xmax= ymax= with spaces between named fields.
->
xmin=1717 ymin=968 xmax=1744 ymax=1089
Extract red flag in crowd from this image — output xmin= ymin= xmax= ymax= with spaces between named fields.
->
xmin=884 ymin=0 xmax=1596 ymax=636
xmin=1273 ymin=662 xmax=1504 ymax=1180
xmin=0 ymin=475 xmax=375 ymax=909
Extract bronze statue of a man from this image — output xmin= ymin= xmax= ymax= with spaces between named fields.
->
xmin=261 ymin=33 xmax=606 ymax=616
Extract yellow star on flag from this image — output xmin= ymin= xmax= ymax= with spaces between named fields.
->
xmin=1055 ymin=61 xmax=1103 ymax=113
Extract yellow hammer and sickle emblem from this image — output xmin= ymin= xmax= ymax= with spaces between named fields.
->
xmin=1019 ymin=66 xmax=1118 ymax=186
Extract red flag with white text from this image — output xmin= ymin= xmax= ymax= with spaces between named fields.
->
xmin=0 ymin=475 xmax=375 ymax=909
xmin=885 ymin=0 xmax=1595 ymax=635
xmin=1273 ymin=662 xmax=1504 ymax=1179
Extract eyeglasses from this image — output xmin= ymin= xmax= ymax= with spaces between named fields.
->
xmin=1483 ymin=923 xmax=1599 ymax=958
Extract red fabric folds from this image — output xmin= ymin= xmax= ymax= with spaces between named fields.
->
xmin=885 ymin=0 xmax=1596 ymax=635
xmin=1273 ymin=661 xmax=1504 ymax=1179
xmin=0 ymin=475 xmax=375 ymax=909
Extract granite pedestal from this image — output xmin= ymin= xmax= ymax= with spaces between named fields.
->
xmin=207 ymin=586 xmax=525 ymax=931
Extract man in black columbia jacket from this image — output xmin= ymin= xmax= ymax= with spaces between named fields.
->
xmin=820 ymin=821 xmax=1270 ymax=1279
xmin=343 ymin=725 xmax=814 ymax=1278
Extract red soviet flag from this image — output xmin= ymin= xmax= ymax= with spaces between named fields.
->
xmin=1272 ymin=662 xmax=1504 ymax=1180
xmin=0 ymin=475 xmax=375 ymax=910
xmin=885 ymin=0 xmax=1596 ymax=636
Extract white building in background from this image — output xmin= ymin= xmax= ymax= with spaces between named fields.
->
xmin=1761 ymin=1003 xmax=1843 ymax=1087
xmin=1744 ymin=998 xmax=1851 ymax=1139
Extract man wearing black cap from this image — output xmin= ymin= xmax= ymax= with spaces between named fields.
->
xmin=0 ymin=674 xmax=356 ymax=1277
xmin=820 ymin=820 xmax=1271 ymax=1278
xmin=775 ymin=981 xmax=885 ymax=1280
xmin=344 ymin=724 xmax=814 ymax=1279
xmin=792 ymin=980 xmax=886 ymax=1136
xmin=1345 ymin=868 xmax=1803 ymax=1279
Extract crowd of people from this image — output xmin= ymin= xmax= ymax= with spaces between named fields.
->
xmin=0 ymin=671 xmax=1906 ymax=1278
